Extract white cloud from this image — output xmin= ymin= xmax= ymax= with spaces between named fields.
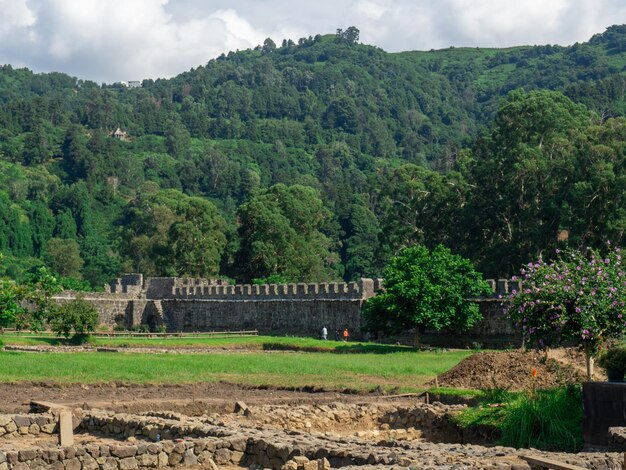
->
xmin=0 ymin=0 xmax=36 ymax=34
xmin=0 ymin=0 xmax=624 ymax=83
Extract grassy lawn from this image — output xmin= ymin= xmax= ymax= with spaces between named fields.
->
xmin=0 ymin=349 xmax=473 ymax=392
xmin=0 ymin=334 xmax=420 ymax=353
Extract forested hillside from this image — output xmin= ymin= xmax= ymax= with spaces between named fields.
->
xmin=2 ymin=25 xmax=626 ymax=287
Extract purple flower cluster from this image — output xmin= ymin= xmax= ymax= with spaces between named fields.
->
xmin=508 ymin=246 xmax=626 ymax=353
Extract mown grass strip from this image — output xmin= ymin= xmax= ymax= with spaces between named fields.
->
xmin=0 ymin=350 xmax=472 ymax=392
xmin=0 ymin=334 xmax=419 ymax=353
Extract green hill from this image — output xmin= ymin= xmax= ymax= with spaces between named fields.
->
xmin=2 ymin=25 xmax=626 ymax=286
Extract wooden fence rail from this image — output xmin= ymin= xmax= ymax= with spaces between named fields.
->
xmin=0 ymin=329 xmax=259 ymax=338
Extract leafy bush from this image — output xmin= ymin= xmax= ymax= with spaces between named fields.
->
xmin=598 ymin=347 xmax=626 ymax=372
xmin=48 ymin=297 xmax=99 ymax=340
xmin=362 ymin=245 xmax=491 ymax=345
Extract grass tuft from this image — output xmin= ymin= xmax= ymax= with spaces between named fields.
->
xmin=454 ymin=385 xmax=583 ymax=452
xmin=500 ymin=386 xmax=583 ymax=452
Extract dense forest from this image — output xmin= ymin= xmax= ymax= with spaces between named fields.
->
xmin=2 ymin=25 xmax=626 ymax=288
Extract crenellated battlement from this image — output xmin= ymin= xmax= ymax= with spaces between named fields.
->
xmin=104 ymin=274 xmax=519 ymax=301
xmin=171 ymin=278 xmax=385 ymax=301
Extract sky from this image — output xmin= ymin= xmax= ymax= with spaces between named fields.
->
xmin=0 ymin=0 xmax=625 ymax=84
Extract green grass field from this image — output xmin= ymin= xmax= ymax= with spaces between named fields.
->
xmin=0 ymin=349 xmax=473 ymax=392
xmin=0 ymin=334 xmax=417 ymax=353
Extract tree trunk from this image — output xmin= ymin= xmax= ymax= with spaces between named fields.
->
xmin=584 ymin=344 xmax=594 ymax=381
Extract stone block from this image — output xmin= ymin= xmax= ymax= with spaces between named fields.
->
xmin=85 ymin=445 xmax=99 ymax=459
xmin=64 ymin=457 xmax=81 ymax=470
xmin=230 ymin=451 xmax=244 ymax=464
xmin=119 ymin=457 xmax=138 ymax=470
xmin=101 ymin=458 xmax=119 ymax=470
xmin=202 ymin=458 xmax=219 ymax=470
xmin=41 ymin=423 xmax=57 ymax=434
xmin=282 ymin=461 xmax=298 ymax=470
xmin=82 ymin=455 xmax=99 ymax=470
xmin=137 ymin=453 xmax=158 ymax=467
xmin=303 ymin=461 xmax=318 ymax=470
xmin=184 ymin=449 xmax=198 ymax=466
xmin=50 ymin=462 xmax=65 ymax=470
xmin=147 ymin=443 xmax=160 ymax=455
xmin=110 ymin=446 xmax=137 ymax=459
xmin=157 ymin=452 xmax=168 ymax=468
xmin=168 ymin=452 xmax=183 ymax=466
xmin=34 ymin=416 xmax=50 ymax=427
xmin=214 ymin=448 xmax=231 ymax=465
xmin=13 ymin=416 xmax=31 ymax=428
xmin=59 ymin=409 xmax=74 ymax=447
xmin=18 ymin=449 xmax=37 ymax=461
xmin=6 ymin=452 xmax=17 ymax=466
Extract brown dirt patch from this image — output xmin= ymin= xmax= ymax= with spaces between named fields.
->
xmin=0 ymin=381 xmax=413 ymax=415
xmin=431 ymin=349 xmax=587 ymax=391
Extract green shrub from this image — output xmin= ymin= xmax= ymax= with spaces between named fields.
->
xmin=454 ymin=386 xmax=583 ymax=452
xmin=362 ymin=245 xmax=491 ymax=345
xmin=48 ymin=297 xmax=99 ymax=340
xmin=500 ymin=386 xmax=583 ymax=452
xmin=598 ymin=347 xmax=626 ymax=372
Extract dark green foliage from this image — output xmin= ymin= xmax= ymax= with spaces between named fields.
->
xmin=235 ymin=184 xmax=338 ymax=282
xmin=363 ymin=245 xmax=490 ymax=341
xmin=0 ymin=279 xmax=27 ymax=327
xmin=119 ymin=186 xmax=227 ymax=277
xmin=598 ymin=347 xmax=626 ymax=372
xmin=455 ymin=386 xmax=583 ymax=452
xmin=48 ymin=296 xmax=99 ymax=340
xmin=252 ymin=274 xmax=289 ymax=285
xmin=45 ymin=238 xmax=83 ymax=278
xmin=2 ymin=26 xmax=626 ymax=287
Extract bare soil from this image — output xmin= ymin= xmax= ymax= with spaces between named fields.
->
xmin=0 ymin=381 xmax=404 ymax=415
xmin=431 ymin=348 xmax=595 ymax=391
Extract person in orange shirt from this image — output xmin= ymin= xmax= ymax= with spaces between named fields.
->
xmin=343 ymin=328 xmax=349 ymax=342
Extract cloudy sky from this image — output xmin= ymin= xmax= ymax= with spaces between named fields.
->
xmin=1 ymin=0 xmax=625 ymax=84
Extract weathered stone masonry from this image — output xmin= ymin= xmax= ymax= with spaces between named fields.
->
xmin=53 ymin=275 xmax=521 ymax=341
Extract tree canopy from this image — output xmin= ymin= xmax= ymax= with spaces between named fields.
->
xmin=1 ymin=26 xmax=626 ymax=285
xmin=362 ymin=245 xmax=491 ymax=345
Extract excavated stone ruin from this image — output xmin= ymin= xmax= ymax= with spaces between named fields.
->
xmin=0 ymin=401 xmax=623 ymax=470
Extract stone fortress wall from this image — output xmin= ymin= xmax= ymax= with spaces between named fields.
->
xmin=53 ymin=275 xmax=521 ymax=343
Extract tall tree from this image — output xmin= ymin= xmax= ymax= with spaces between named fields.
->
xmin=235 ymin=184 xmax=338 ymax=282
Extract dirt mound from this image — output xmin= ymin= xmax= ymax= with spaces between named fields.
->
xmin=431 ymin=350 xmax=586 ymax=391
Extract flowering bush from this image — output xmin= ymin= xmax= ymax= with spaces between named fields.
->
xmin=508 ymin=247 xmax=626 ymax=379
